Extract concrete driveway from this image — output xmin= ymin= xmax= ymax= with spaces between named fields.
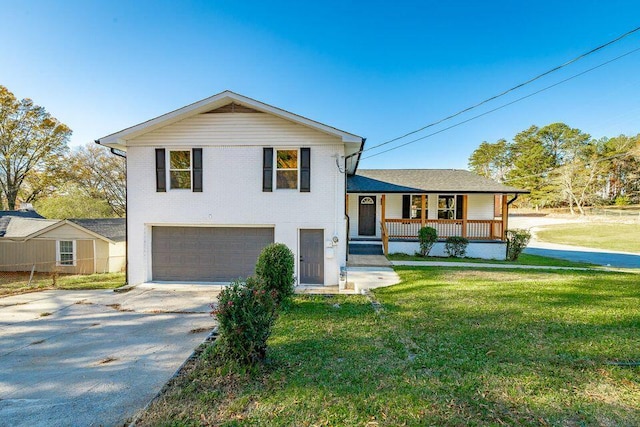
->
xmin=0 ymin=284 xmax=219 ymax=427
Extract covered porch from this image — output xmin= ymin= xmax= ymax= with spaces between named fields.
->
xmin=347 ymin=193 xmax=509 ymax=255
xmin=346 ymin=169 xmax=528 ymax=258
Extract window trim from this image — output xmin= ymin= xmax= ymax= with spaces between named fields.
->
xmin=437 ymin=195 xmax=457 ymax=220
xmin=409 ymin=194 xmax=428 ymax=220
xmin=168 ymin=149 xmax=192 ymax=190
xmin=275 ymin=148 xmax=299 ymax=190
xmin=56 ymin=240 xmax=76 ymax=267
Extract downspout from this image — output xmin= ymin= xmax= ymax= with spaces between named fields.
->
xmin=507 ymin=194 xmax=519 ymax=206
xmin=95 ymin=140 xmax=128 ymax=286
xmin=343 ymin=138 xmax=366 ymax=262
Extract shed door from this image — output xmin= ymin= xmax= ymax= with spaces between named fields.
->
xmin=152 ymin=227 xmax=274 ymax=282
xmin=299 ymin=229 xmax=324 ymax=284
xmin=358 ymin=196 xmax=376 ymax=236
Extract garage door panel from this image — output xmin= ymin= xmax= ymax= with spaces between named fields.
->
xmin=152 ymin=227 xmax=274 ymax=282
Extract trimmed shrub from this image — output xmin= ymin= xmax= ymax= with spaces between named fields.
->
xmin=211 ymin=277 xmax=278 ymax=365
xmin=615 ymin=195 xmax=630 ymax=206
xmin=255 ymin=243 xmax=295 ymax=305
xmin=505 ymin=229 xmax=531 ymax=261
xmin=418 ymin=226 xmax=438 ymax=257
xmin=444 ymin=236 xmax=469 ymax=258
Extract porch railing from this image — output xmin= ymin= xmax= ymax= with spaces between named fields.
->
xmin=384 ymin=219 xmax=504 ymax=241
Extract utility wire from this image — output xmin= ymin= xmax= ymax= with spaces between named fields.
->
xmin=357 ymin=25 xmax=640 ymax=156
xmin=361 ymin=45 xmax=640 ymax=160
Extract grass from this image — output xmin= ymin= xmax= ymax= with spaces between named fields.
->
xmin=138 ymin=267 xmax=640 ymax=426
xmin=536 ymin=223 xmax=640 ymax=253
xmin=0 ymin=272 xmax=126 ymax=296
xmin=387 ymin=252 xmax=596 ymax=268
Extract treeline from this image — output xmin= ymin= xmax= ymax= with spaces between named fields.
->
xmin=0 ymin=85 xmax=125 ymax=218
xmin=468 ymin=122 xmax=640 ymax=214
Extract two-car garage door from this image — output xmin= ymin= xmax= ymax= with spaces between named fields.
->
xmin=151 ymin=226 xmax=274 ymax=282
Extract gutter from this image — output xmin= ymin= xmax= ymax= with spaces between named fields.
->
xmin=95 ymin=139 xmax=129 ymax=286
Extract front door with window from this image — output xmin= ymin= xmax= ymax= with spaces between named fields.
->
xmin=299 ymin=229 xmax=324 ymax=284
xmin=358 ymin=196 xmax=376 ymax=236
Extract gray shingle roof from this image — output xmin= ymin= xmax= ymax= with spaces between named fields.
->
xmin=70 ymin=219 xmax=126 ymax=242
xmin=0 ymin=209 xmax=45 ymax=219
xmin=348 ymin=169 xmax=528 ymax=194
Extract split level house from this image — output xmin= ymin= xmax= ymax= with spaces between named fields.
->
xmin=96 ymin=91 xmax=527 ymax=288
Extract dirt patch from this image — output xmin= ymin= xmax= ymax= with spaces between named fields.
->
xmin=106 ymin=303 xmax=134 ymax=312
xmin=39 ymin=312 xmax=52 ymax=317
xmin=189 ymin=327 xmax=211 ymax=334
xmin=75 ymin=300 xmax=93 ymax=305
xmin=97 ymin=357 xmax=118 ymax=365
xmin=31 ymin=339 xmax=45 ymax=345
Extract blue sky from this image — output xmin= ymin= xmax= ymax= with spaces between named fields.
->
xmin=2 ymin=1 xmax=640 ymax=169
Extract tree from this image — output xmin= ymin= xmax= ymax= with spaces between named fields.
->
xmin=506 ymin=125 xmax=558 ymax=209
xmin=468 ymin=139 xmax=510 ymax=181
xmin=0 ymin=86 xmax=71 ymax=210
xmin=68 ymin=144 xmax=126 ymax=217
xmin=552 ymin=142 xmax=603 ymax=215
xmin=599 ymin=134 xmax=640 ymax=203
xmin=34 ymin=186 xmax=114 ymax=218
xmin=537 ymin=122 xmax=590 ymax=165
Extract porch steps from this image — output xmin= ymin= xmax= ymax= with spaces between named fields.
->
xmin=348 ymin=240 xmax=383 ymax=255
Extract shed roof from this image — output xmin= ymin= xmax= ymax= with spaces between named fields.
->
xmin=1 ymin=217 xmax=59 ymax=239
xmin=69 ymin=219 xmax=126 ymax=243
xmin=348 ymin=169 xmax=528 ymax=194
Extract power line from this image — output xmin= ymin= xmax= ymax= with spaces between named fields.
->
xmin=361 ymin=45 xmax=640 ymax=160
xmin=356 ymin=25 xmax=640 ymax=156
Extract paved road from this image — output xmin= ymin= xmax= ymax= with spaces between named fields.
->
xmin=0 ymin=284 xmax=219 ymax=427
xmin=509 ymin=215 xmax=640 ymax=268
xmin=525 ymin=241 xmax=640 ymax=268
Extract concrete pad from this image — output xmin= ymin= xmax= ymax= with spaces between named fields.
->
xmin=347 ymin=254 xmax=392 ymax=267
xmin=0 ymin=285 xmax=219 ymax=426
xmin=346 ymin=267 xmax=401 ymax=293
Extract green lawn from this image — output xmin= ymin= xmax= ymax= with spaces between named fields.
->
xmin=0 ymin=272 xmax=125 ymax=296
xmin=388 ymin=252 xmax=596 ymax=268
xmin=535 ymin=223 xmax=640 ymax=253
xmin=138 ymin=267 xmax=640 ymax=426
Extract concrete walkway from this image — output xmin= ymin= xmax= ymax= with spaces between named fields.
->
xmin=0 ymin=285 xmax=218 ymax=427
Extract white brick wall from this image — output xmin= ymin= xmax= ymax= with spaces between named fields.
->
xmin=126 ymin=112 xmax=347 ymax=285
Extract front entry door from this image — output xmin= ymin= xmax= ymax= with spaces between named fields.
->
xmin=358 ymin=196 xmax=376 ymax=236
xmin=300 ymin=229 xmax=324 ymax=284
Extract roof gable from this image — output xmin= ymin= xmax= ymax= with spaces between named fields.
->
xmin=96 ymin=91 xmax=364 ymax=150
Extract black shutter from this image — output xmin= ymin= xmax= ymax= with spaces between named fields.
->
xmin=456 ymin=195 xmax=464 ymax=219
xmin=402 ymin=195 xmax=411 ymax=219
xmin=263 ymin=148 xmax=273 ymax=192
xmin=155 ymin=148 xmax=166 ymax=192
xmin=300 ymin=147 xmax=310 ymax=192
xmin=192 ymin=148 xmax=203 ymax=192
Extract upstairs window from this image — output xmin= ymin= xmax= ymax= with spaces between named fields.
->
xmin=57 ymin=240 xmax=75 ymax=266
xmin=438 ymin=195 xmax=456 ymax=219
xmin=169 ymin=150 xmax=191 ymax=189
xmin=276 ymin=149 xmax=298 ymax=189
